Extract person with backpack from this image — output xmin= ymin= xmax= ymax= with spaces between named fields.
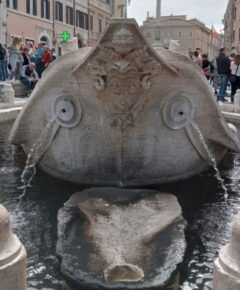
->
xmin=0 ymin=43 xmax=8 ymax=81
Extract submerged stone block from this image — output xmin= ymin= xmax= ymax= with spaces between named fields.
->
xmin=0 ymin=204 xmax=27 ymax=290
xmin=56 ymin=188 xmax=186 ymax=289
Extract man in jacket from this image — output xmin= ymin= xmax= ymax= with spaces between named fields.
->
xmin=216 ymin=48 xmax=231 ymax=102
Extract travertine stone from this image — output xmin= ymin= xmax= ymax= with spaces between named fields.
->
xmin=213 ymin=214 xmax=240 ymax=290
xmin=0 ymin=204 xmax=27 ymax=290
xmin=60 ymin=37 xmax=79 ymax=55
xmin=56 ymin=188 xmax=186 ymax=289
xmin=0 ymin=82 xmax=15 ymax=108
xmin=9 ymin=19 xmax=240 ymax=186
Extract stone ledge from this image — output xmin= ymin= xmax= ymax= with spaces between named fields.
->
xmin=222 ymin=111 xmax=240 ymax=124
xmin=0 ymin=107 xmax=23 ymax=123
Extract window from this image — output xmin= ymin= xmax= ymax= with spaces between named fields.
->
xmin=26 ymin=0 xmax=37 ymax=16
xmin=55 ymin=1 xmax=63 ymax=22
xmin=41 ymin=0 xmax=50 ymax=19
xmin=76 ymin=11 xmax=89 ymax=29
xmin=7 ymin=0 xmax=18 ymax=9
xmin=66 ymin=6 xmax=73 ymax=25
xmin=84 ymin=13 xmax=89 ymax=30
xmin=189 ymin=31 xmax=193 ymax=38
xmin=89 ymin=15 xmax=93 ymax=31
xmin=178 ymin=32 xmax=181 ymax=38
xmin=155 ymin=29 xmax=160 ymax=40
xmin=233 ymin=30 xmax=235 ymax=43
xmin=99 ymin=18 xmax=103 ymax=32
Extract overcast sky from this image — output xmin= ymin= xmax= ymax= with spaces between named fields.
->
xmin=128 ymin=0 xmax=228 ymax=32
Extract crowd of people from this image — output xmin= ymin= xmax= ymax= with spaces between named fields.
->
xmin=0 ymin=37 xmax=56 ymax=95
xmin=189 ymin=47 xmax=240 ymax=103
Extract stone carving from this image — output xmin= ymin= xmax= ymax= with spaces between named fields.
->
xmin=213 ymin=214 xmax=240 ymax=290
xmin=56 ymin=188 xmax=186 ymax=289
xmin=9 ymin=19 xmax=240 ymax=186
xmin=0 ymin=204 xmax=27 ymax=290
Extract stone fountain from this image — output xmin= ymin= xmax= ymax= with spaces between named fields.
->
xmin=8 ymin=19 xmax=240 ymax=289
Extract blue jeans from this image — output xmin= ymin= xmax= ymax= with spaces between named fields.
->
xmin=219 ymin=74 xmax=229 ymax=99
xmin=20 ymin=78 xmax=33 ymax=92
xmin=0 ymin=60 xmax=8 ymax=81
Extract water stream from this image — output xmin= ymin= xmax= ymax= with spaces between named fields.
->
xmin=18 ymin=118 xmax=59 ymax=199
xmin=191 ymin=122 xmax=228 ymax=198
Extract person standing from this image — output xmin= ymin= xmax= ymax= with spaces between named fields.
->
xmin=22 ymin=48 xmax=31 ymax=66
xmin=212 ymin=57 xmax=220 ymax=95
xmin=193 ymin=51 xmax=202 ymax=68
xmin=216 ymin=48 xmax=231 ymax=102
xmin=202 ymin=54 xmax=213 ymax=80
xmin=0 ymin=43 xmax=8 ymax=81
xmin=40 ymin=47 xmax=52 ymax=77
xmin=230 ymin=54 xmax=240 ymax=103
xmin=35 ymin=43 xmax=44 ymax=77
xmin=188 ymin=51 xmax=194 ymax=60
xmin=8 ymin=37 xmax=22 ymax=80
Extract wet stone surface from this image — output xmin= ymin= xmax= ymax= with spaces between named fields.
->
xmin=0 ymin=122 xmax=240 ymax=289
xmin=56 ymin=188 xmax=186 ymax=289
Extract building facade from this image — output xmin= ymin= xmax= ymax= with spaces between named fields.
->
xmin=4 ymin=0 xmax=110 ymax=47
xmin=0 ymin=0 xmax=7 ymax=43
xmin=224 ymin=0 xmax=237 ymax=51
xmin=88 ymin=0 xmax=111 ymax=46
xmin=112 ymin=0 xmax=127 ymax=18
xmin=142 ymin=15 xmax=212 ymax=55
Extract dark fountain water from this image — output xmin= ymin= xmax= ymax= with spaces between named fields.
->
xmin=0 ymin=122 xmax=240 ymax=290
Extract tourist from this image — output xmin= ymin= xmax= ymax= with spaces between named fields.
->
xmin=22 ymin=48 xmax=31 ymax=66
xmin=50 ymin=48 xmax=57 ymax=61
xmin=0 ymin=43 xmax=8 ymax=81
xmin=230 ymin=54 xmax=240 ymax=103
xmin=212 ymin=57 xmax=220 ymax=95
xmin=20 ymin=62 xmax=39 ymax=95
xmin=41 ymin=47 xmax=52 ymax=75
xmin=216 ymin=48 xmax=231 ymax=102
xmin=202 ymin=54 xmax=213 ymax=80
xmin=35 ymin=43 xmax=44 ymax=77
xmin=193 ymin=50 xmax=202 ymax=67
xmin=26 ymin=41 xmax=36 ymax=62
xmin=188 ymin=51 xmax=194 ymax=60
xmin=8 ymin=37 xmax=22 ymax=80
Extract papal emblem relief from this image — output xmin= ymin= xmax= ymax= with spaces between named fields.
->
xmin=74 ymin=20 xmax=170 ymax=129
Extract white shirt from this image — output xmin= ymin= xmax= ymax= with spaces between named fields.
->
xmin=231 ymin=62 xmax=240 ymax=76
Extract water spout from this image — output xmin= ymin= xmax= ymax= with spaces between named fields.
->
xmin=18 ymin=118 xmax=59 ymax=199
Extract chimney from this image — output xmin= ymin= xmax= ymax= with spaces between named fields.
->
xmin=156 ymin=0 xmax=161 ymax=19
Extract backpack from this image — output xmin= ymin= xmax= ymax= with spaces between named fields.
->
xmin=0 ymin=45 xmax=6 ymax=60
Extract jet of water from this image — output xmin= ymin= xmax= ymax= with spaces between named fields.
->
xmin=191 ymin=122 xmax=228 ymax=198
xmin=18 ymin=118 xmax=59 ymax=200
